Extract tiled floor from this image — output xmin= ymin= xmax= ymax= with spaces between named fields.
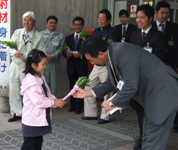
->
xmin=0 ymin=103 xmax=178 ymax=150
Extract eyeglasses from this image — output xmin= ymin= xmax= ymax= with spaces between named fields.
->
xmin=48 ymin=22 xmax=57 ymax=25
xmin=23 ymin=19 xmax=34 ymax=23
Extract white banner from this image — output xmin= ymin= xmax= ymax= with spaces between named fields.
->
xmin=0 ymin=0 xmax=11 ymax=97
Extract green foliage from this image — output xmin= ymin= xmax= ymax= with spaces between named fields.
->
xmin=76 ymin=76 xmax=90 ymax=88
xmin=1 ymin=41 xmax=17 ymax=50
xmin=107 ymin=39 xmax=113 ymax=44
xmin=79 ymin=29 xmax=89 ymax=39
xmin=60 ymin=42 xmax=68 ymax=53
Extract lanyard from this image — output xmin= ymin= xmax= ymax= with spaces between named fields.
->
xmin=108 ymin=52 xmax=119 ymax=84
xmin=23 ymin=34 xmax=33 ymax=47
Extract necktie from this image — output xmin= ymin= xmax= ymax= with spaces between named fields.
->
xmin=159 ymin=24 xmax=165 ymax=32
xmin=75 ymin=34 xmax=79 ymax=49
xmin=26 ymin=34 xmax=29 ymax=39
xmin=142 ymin=32 xmax=146 ymax=42
xmin=123 ymin=26 xmax=126 ymax=37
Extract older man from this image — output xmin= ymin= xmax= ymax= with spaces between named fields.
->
xmin=82 ymin=9 xmax=119 ymax=124
xmin=8 ymin=11 xmax=46 ymax=122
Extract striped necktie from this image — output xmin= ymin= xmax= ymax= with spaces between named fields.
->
xmin=75 ymin=34 xmax=79 ymax=50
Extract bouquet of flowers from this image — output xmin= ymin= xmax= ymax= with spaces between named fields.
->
xmin=60 ymin=42 xmax=69 ymax=53
xmin=79 ymin=29 xmax=89 ymax=39
xmin=1 ymin=41 xmax=17 ymax=50
xmin=63 ymin=76 xmax=90 ymax=100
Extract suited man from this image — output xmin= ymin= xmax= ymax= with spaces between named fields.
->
xmin=74 ymin=37 xmax=178 ymax=150
xmin=62 ymin=16 xmax=88 ymax=114
xmin=152 ymin=0 xmax=178 ymax=132
xmin=130 ymin=5 xmax=167 ymax=150
xmin=115 ymin=9 xmax=137 ymax=43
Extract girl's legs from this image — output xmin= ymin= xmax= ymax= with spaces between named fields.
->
xmin=21 ymin=136 xmax=43 ymax=150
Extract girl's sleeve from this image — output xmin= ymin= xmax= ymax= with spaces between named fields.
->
xmin=26 ymin=85 xmax=54 ymax=109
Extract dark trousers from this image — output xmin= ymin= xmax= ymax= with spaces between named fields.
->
xmin=68 ymin=70 xmax=86 ymax=112
xmin=129 ymin=99 xmax=144 ymax=143
xmin=21 ymin=136 xmax=43 ymax=150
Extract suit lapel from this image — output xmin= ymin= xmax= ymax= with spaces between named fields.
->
xmin=141 ymin=27 xmax=153 ymax=47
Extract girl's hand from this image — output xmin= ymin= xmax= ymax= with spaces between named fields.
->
xmin=54 ymin=99 xmax=67 ymax=108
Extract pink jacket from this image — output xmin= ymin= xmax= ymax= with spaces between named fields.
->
xmin=20 ymin=73 xmax=56 ymax=127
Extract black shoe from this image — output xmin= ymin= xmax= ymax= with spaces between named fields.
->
xmin=131 ymin=140 xmax=142 ymax=150
xmin=75 ymin=111 xmax=82 ymax=114
xmin=97 ymin=118 xmax=108 ymax=124
xmin=68 ymin=108 xmax=75 ymax=112
xmin=8 ymin=113 xmax=21 ymax=122
xmin=81 ymin=116 xmax=98 ymax=120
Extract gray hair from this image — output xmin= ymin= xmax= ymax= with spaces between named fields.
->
xmin=22 ymin=11 xmax=35 ymax=21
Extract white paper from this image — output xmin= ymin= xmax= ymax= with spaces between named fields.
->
xmin=63 ymin=85 xmax=79 ymax=101
xmin=107 ymin=93 xmax=123 ymax=114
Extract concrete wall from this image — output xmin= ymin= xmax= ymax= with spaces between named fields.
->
xmin=10 ymin=0 xmax=108 ymax=98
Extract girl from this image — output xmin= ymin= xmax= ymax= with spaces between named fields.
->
xmin=20 ymin=49 xmax=66 ymax=150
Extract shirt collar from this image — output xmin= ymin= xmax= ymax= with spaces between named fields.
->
xmin=24 ymin=29 xmax=34 ymax=37
xmin=99 ymin=24 xmax=111 ymax=31
xmin=74 ymin=32 xmax=81 ymax=38
xmin=156 ymin=20 xmax=166 ymax=28
xmin=122 ymin=23 xmax=128 ymax=30
xmin=141 ymin=25 xmax=152 ymax=34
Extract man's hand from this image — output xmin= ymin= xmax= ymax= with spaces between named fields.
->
xmin=21 ymin=56 xmax=27 ymax=62
xmin=101 ymin=101 xmax=114 ymax=111
xmin=54 ymin=99 xmax=67 ymax=108
xmin=73 ymin=53 xmax=81 ymax=58
xmin=72 ymin=88 xmax=93 ymax=99
xmin=15 ymin=51 xmax=22 ymax=58
xmin=47 ymin=55 xmax=54 ymax=62
xmin=66 ymin=52 xmax=73 ymax=57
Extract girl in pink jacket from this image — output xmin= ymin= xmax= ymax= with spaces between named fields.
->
xmin=20 ymin=49 xmax=66 ymax=150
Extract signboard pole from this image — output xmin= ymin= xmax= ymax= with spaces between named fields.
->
xmin=0 ymin=0 xmax=11 ymax=112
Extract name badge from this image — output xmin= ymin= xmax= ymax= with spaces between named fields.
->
xmin=53 ymin=41 xmax=59 ymax=46
xmin=117 ymin=80 xmax=124 ymax=91
xmin=143 ymin=42 xmax=152 ymax=53
xmin=121 ymin=37 xmax=125 ymax=43
xmin=168 ymin=37 xmax=174 ymax=47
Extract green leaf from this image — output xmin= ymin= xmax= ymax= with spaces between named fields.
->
xmin=60 ymin=42 xmax=68 ymax=53
xmin=1 ymin=41 xmax=17 ymax=50
xmin=107 ymin=39 xmax=113 ymax=44
xmin=76 ymin=76 xmax=90 ymax=88
xmin=79 ymin=29 xmax=89 ymax=39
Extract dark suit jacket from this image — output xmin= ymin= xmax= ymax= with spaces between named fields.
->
xmin=152 ymin=21 xmax=178 ymax=70
xmin=130 ymin=26 xmax=166 ymax=61
xmin=115 ymin=23 xmax=137 ymax=43
xmin=62 ymin=34 xmax=88 ymax=75
xmin=93 ymin=42 xmax=178 ymax=125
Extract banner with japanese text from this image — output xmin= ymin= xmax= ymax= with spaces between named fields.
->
xmin=0 ymin=0 xmax=10 ymax=97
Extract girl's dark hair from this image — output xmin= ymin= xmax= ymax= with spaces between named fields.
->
xmin=23 ymin=49 xmax=47 ymax=75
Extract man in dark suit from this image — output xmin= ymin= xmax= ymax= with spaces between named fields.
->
xmin=115 ymin=9 xmax=137 ymax=43
xmin=130 ymin=5 xmax=167 ymax=150
xmin=152 ymin=0 xmax=178 ymax=132
xmin=73 ymin=37 xmax=178 ymax=150
xmin=62 ymin=17 xmax=88 ymax=114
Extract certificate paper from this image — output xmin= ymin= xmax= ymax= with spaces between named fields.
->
xmin=107 ymin=93 xmax=123 ymax=114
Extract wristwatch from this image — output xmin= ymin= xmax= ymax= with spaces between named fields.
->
xmin=109 ymin=101 xmax=115 ymax=107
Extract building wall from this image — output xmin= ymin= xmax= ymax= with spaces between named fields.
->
xmin=10 ymin=0 xmax=108 ymax=98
